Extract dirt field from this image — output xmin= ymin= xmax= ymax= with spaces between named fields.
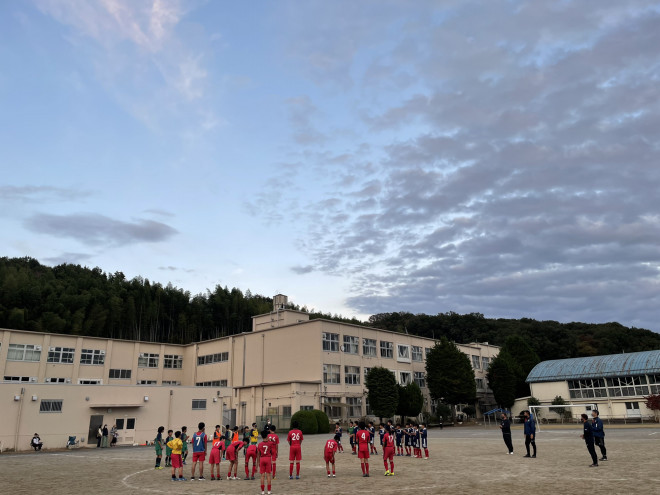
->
xmin=2 ymin=425 xmax=659 ymax=495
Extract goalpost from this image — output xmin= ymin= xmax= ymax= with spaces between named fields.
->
xmin=528 ymin=403 xmax=597 ymax=432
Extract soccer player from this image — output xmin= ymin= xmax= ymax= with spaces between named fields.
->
xmin=243 ymin=427 xmax=252 ymax=455
xmin=334 ymin=422 xmax=344 ymax=453
xmin=164 ymin=429 xmax=174 ymax=467
xmin=591 ymin=410 xmax=607 ymax=461
xmin=324 ymin=435 xmax=338 ymax=477
xmin=167 ymin=431 xmax=187 ymax=481
xmin=191 ymin=422 xmax=208 ymax=480
xmin=356 ymin=421 xmax=371 ymax=477
xmin=404 ymin=423 xmax=412 ymax=456
xmin=154 ymin=426 xmax=165 ymax=469
xmin=500 ymin=413 xmax=514 ymax=455
xmin=213 ymin=425 xmax=223 ymax=442
xmin=420 ymin=423 xmax=429 ymax=459
xmin=245 ymin=440 xmax=258 ymax=480
xmin=580 ymin=413 xmax=598 ymax=467
xmin=368 ymin=422 xmax=378 ymax=455
xmin=257 ymin=430 xmax=274 ymax=495
xmin=226 ymin=440 xmax=246 ymax=479
xmin=523 ymin=410 xmax=537 ymax=458
xmin=209 ymin=435 xmax=224 ymax=480
xmin=181 ymin=426 xmax=189 ymax=465
xmin=395 ymin=424 xmax=403 ymax=456
xmin=382 ymin=425 xmax=395 ymax=475
xmin=251 ymin=423 xmax=260 ymax=446
xmin=267 ymin=425 xmax=280 ymax=479
xmin=223 ymin=424 xmax=231 ymax=458
xmin=287 ymin=420 xmax=304 ymax=479
xmin=348 ymin=421 xmax=356 ymax=454
xmin=414 ymin=424 xmax=422 ymax=458
xmin=378 ymin=424 xmax=385 ymax=449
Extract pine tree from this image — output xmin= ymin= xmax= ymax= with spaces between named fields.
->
xmin=365 ymin=367 xmax=399 ymax=420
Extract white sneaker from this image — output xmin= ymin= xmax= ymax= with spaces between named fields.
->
xmin=332 ymin=474 xmax=336 ymax=477
xmin=262 ymin=492 xmax=265 ymax=495
xmin=327 ymin=474 xmax=331 ymax=477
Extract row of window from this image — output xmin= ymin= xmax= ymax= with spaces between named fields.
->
xmin=196 ymin=380 xmax=228 ymax=387
xmin=324 ymin=396 xmax=363 ymax=418
xmin=197 ymin=352 xmax=229 ymax=366
xmin=568 ymin=375 xmax=660 ymax=399
xmin=37 ymin=399 xmax=208 ymax=413
xmin=322 ymin=365 xmax=426 ymax=388
xmin=321 ymin=334 xmax=430 ymax=362
xmin=471 ymin=355 xmax=490 ymax=370
xmin=2 ymin=375 xmax=204 ymax=387
xmin=5 ymin=344 xmax=185 ymax=369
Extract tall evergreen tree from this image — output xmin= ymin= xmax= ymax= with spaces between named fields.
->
xmin=365 ymin=367 xmax=399 ymax=420
xmin=486 ymin=352 xmax=517 ymax=409
xmin=425 ymin=337 xmax=476 ymax=417
xmin=396 ymin=382 xmax=425 ymax=418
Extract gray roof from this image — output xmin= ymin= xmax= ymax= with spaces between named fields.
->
xmin=526 ymin=350 xmax=660 ymax=383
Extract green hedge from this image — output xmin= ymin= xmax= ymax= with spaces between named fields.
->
xmin=312 ymin=409 xmax=330 ymax=434
xmin=290 ymin=410 xmax=318 ymax=435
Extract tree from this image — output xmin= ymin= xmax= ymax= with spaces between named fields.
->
xmin=500 ymin=336 xmax=540 ymax=397
xmin=290 ymin=410 xmax=318 ymax=434
xmin=487 ymin=353 xmax=517 ymax=410
xmin=312 ymin=409 xmax=331 ymax=433
xmin=527 ymin=396 xmax=541 ymax=418
xmin=365 ymin=367 xmax=399 ymax=420
xmin=644 ymin=394 xmax=660 ymax=421
xmin=396 ymin=382 xmax=424 ymax=419
xmin=425 ymin=337 xmax=476 ymax=418
xmin=550 ymin=395 xmax=569 ymax=421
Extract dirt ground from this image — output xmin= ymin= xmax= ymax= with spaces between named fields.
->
xmin=2 ymin=425 xmax=659 ymax=495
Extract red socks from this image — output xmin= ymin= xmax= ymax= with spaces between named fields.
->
xmin=296 ymin=463 xmax=300 ymax=476
xmin=245 ymin=465 xmax=249 ymax=477
xmin=424 ymin=448 xmax=429 ymax=458
xmin=389 ymin=461 xmax=394 ymax=473
xmin=366 ymin=462 xmax=369 ymax=474
xmin=273 ymin=464 xmax=276 ymax=477
xmin=383 ymin=460 xmax=388 ymax=469
xmin=361 ymin=463 xmax=365 ymax=474
xmin=289 ymin=463 xmax=293 ymax=476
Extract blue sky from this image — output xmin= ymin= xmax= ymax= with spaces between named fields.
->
xmin=2 ymin=1 xmax=660 ymax=331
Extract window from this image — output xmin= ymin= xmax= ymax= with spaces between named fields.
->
xmin=345 ymin=366 xmax=360 ymax=385
xmin=138 ymin=380 xmax=157 ymax=385
xmin=346 ymin=397 xmax=362 ymax=418
xmin=322 ymin=333 xmax=339 ymax=352
xmin=472 ymin=355 xmax=480 ymax=369
xmin=3 ymin=376 xmax=35 ymax=382
xmin=192 ymin=399 xmax=207 ymax=410
xmin=300 ymin=405 xmax=314 ymax=411
xmin=197 ymin=352 xmax=229 ymax=366
xmin=482 ymin=357 xmax=490 ymax=371
xmin=126 ymin=418 xmax=136 ymax=429
xmin=649 ymin=375 xmax=660 ymax=394
xmin=412 ymin=346 xmax=423 ymax=362
xmin=39 ymin=399 xmax=63 ymax=413
xmin=78 ymin=379 xmax=102 ymax=384
xmin=397 ymin=344 xmax=411 ymax=362
xmin=343 ymin=335 xmax=359 ymax=354
xmin=414 ymin=371 xmax=426 ymax=388
xmin=323 ymin=364 xmax=340 ymax=384
xmin=365 ymin=397 xmax=373 ymax=416
xmin=196 ymin=380 xmax=228 ymax=387
xmin=163 ymin=354 xmax=183 ymax=369
xmin=364 ymin=367 xmax=371 ymax=380
xmin=425 ymin=348 xmax=432 ymax=358
xmin=282 ymin=406 xmax=292 ymax=417
xmin=80 ymin=349 xmax=105 ymax=365
xmin=109 ymin=369 xmax=132 ymax=379
xmin=116 ymin=418 xmax=125 ymax=429
xmin=7 ymin=344 xmax=41 ymax=362
xmin=476 ymin=378 xmax=485 ymax=390
xmin=45 ymin=377 xmax=68 ymax=383
xmin=162 ymin=380 xmax=181 ymax=386
xmin=399 ymin=371 xmax=412 ymax=385
xmin=138 ymin=353 xmax=159 ymax=368
xmin=363 ymin=338 xmax=377 ymax=356
xmin=47 ymin=346 xmax=75 ymax=364
xmin=324 ymin=397 xmax=342 ymax=418
xmin=380 ymin=341 xmax=393 ymax=358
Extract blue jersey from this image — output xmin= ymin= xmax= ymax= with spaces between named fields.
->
xmin=336 ymin=427 xmax=342 ymax=438
xmin=378 ymin=429 xmax=384 ymax=444
xmin=420 ymin=428 xmax=427 ymax=448
xmin=395 ymin=429 xmax=403 ymax=446
xmin=369 ymin=426 xmax=375 ymax=440
xmin=191 ymin=431 xmax=207 ymax=453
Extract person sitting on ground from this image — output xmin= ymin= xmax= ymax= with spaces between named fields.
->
xmin=31 ymin=433 xmax=43 ymax=451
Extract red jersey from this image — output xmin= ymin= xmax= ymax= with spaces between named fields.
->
xmin=287 ymin=429 xmax=303 ymax=446
xmin=356 ymin=429 xmax=370 ymax=447
xmin=324 ymin=439 xmax=338 ymax=456
xmin=267 ymin=433 xmax=279 ymax=453
xmin=258 ymin=441 xmax=273 ymax=458
xmin=382 ymin=432 xmax=394 ymax=449
xmin=212 ymin=439 xmax=224 ymax=451
xmin=226 ymin=440 xmax=244 ymax=457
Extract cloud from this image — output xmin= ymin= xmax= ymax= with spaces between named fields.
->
xmin=251 ymin=1 xmax=660 ymax=331
xmin=158 ymin=265 xmax=194 ymax=273
xmin=43 ymin=252 xmax=94 ymax=265
xmin=0 ymin=185 xmax=91 ymax=202
xmin=286 ymin=96 xmax=326 ymax=145
xmin=24 ymin=213 xmax=178 ymax=246
xmin=291 ymin=265 xmax=314 ymax=275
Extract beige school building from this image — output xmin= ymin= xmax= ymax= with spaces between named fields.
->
xmin=0 ymin=296 xmax=499 ymax=451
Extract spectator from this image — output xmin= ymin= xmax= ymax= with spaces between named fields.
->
xmin=96 ymin=425 xmax=103 ymax=448
xmin=102 ymin=424 xmax=109 ymax=448
xmin=111 ymin=425 xmax=118 ymax=447
xmin=31 ymin=433 xmax=43 ymax=451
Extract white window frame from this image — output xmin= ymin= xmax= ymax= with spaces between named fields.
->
xmin=109 ymin=369 xmax=132 ymax=379
xmin=345 ymin=366 xmax=361 ymax=385
xmin=399 ymin=371 xmax=412 ymax=385
xmin=397 ymin=344 xmax=411 ymax=363
xmin=195 ymin=380 xmax=228 ymax=387
xmin=138 ymin=353 xmax=159 ymax=368
xmin=412 ymin=345 xmax=423 ymax=362
xmin=80 ymin=349 xmax=105 ymax=365
xmin=137 ymin=380 xmax=157 ymax=385
xmin=164 ymin=354 xmax=183 ymax=369
xmin=78 ymin=379 xmax=102 ymax=385
xmin=197 ymin=352 xmax=229 ymax=366
xmin=4 ymin=376 xmax=36 ymax=382
xmin=343 ymin=335 xmax=359 ymax=354
xmin=47 ymin=346 xmax=75 ymax=364
xmin=472 ymin=355 xmax=481 ymax=369
xmin=380 ymin=341 xmax=393 ymax=358
xmin=192 ymin=399 xmax=207 ymax=410
xmin=363 ymin=338 xmax=377 ymax=357
xmin=7 ymin=343 xmax=41 ymax=362
xmin=414 ymin=371 xmax=426 ymax=388
xmin=346 ymin=397 xmax=362 ymax=417
xmin=161 ymin=380 xmax=182 ymax=386
xmin=482 ymin=357 xmax=490 ymax=370
xmin=323 ymin=364 xmax=340 ymax=384
xmin=322 ymin=333 xmax=339 ymax=352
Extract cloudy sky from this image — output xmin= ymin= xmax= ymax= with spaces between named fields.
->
xmin=1 ymin=0 xmax=659 ymax=331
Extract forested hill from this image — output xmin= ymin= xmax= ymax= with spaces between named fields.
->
xmin=0 ymin=257 xmax=362 ymax=343
xmin=1 ymin=257 xmax=659 ymax=360
xmin=367 ymin=312 xmax=660 ymax=362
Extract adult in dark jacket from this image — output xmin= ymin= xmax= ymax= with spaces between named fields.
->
xmin=591 ymin=410 xmax=607 ymax=461
xmin=499 ymin=413 xmax=514 ymax=454
xmin=522 ymin=410 xmax=536 ymax=458
xmin=580 ymin=413 xmax=598 ymax=467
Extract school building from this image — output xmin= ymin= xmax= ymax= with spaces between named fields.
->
xmin=0 ymin=295 xmax=499 ymax=451
xmin=521 ymin=350 xmax=660 ymax=420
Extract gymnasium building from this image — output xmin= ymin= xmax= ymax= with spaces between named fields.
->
xmin=522 ymin=350 xmax=660 ymax=420
xmin=0 ymin=295 xmax=499 ymax=451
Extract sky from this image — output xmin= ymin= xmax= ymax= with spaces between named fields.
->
xmin=1 ymin=1 xmax=660 ymax=331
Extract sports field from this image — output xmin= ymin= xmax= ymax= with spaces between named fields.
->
xmin=3 ymin=425 xmax=659 ymax=495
